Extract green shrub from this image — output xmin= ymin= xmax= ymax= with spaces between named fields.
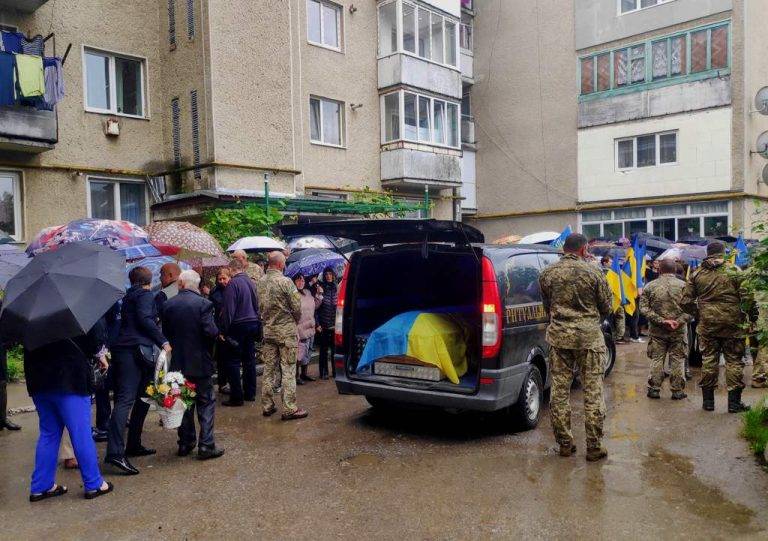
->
xmin=5 ymin=346 xmax=23 ymax=382
xmin=741 ymin=398 xmax=768 ymax=456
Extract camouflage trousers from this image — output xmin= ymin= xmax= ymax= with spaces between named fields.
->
xmin=613 ymin=309 xmax=625 ymax=342
xmin=261 ymin=339 xmax=298 ymax=414
xmin=752 ymin=350 xmax=768 ymax=384
xmin=549 ymin=347 xmax=606 ymax=449
xmin=647 ymin=334 xmax=687 ymax=392
xmin=698 ymin=335 xmax=745 ymax=392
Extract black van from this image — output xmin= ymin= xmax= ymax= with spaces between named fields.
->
xmin=282 ymin=220 xmax=615 ymax=430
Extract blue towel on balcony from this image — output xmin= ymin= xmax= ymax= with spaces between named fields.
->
xmin=1 ymin=31 xmax=23 ymax=54
xmin=0 ymin=52 xmax=16 ymax=106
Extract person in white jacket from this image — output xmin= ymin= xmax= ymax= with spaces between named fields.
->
xmin=293 ymin=274 xmax=323 ymax=384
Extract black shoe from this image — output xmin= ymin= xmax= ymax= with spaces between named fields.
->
xmin=244 ymin=397 xmax=257 ymax=402
xmin=198 ymin=446 xmax=225 ymax=460
xmin=647 ymin=388 xmax=660 ymax=399
xmin=2 ymin=419 xmax=21 ymax=431
xmin=84 ymin=481 xmax=114 ymax=500
xmin=125 ymin=445 xmax=156 ymax=457
xmin=29 ymin=484 xmax=67 ymax=502
xmin=177 ymin=445 xmax=195 ymax=457
xmin=92 ymin=428 xmax=108 ymax=442
xmin=300 ymin=373 xmax=316 ymax=382
xmin=221 ymin=400 xmax=244 ymax=407
xmin=685 ymin=371 xmax=693 ymax=381
xmin=702 ymin=388 xmax=715 ymax=411
xmin=296 ymin=378 xmax=305 ymax=386
xmin=671 ymin=391 xmax=687 ymax=400
xmin=728 ymin=389 xmax=750 ymax=413
xmin=105 ymin=456 xmax=139 ymax=475
xmin=263 ymin=406 xmax=277 ymax=417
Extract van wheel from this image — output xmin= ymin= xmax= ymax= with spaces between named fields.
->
xmin=510 ymin=366 xmax=543 ymax=431
xmin=603 ymin=339 xmax=616 ymax=377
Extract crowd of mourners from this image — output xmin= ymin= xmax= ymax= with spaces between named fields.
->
xmin=0 ymin=249 xmax=341 ymax=502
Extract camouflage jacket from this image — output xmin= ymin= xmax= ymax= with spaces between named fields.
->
xmin=639 ymin=274 xmax=690 ymax=337
xmin=245 ymin=264 xmax=264 ymax=285
xmin=256 ymin=269 xmax=302 ymax=343
xmin=539 ymin=253 xmax=612 ymax=350
xmin=681 ymin=256 xmax=753 ymax=338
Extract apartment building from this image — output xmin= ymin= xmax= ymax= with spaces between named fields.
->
xmin=574 ymin=0 xmax=768 ymax=241
xmin=0 ymin=0 xmax=467 ymax=244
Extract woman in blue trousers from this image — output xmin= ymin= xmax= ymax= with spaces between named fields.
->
xmin=23 ymin=318 xmax=113 ymax=501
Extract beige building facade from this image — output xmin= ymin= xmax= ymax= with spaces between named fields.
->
xmin=0 ymin=0 xmax=466 ymax=245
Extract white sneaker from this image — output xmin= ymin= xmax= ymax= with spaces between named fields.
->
xmin=630 ymin=338 xmax=645 ymax=343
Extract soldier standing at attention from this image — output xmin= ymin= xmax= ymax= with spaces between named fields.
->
xmin=639 ymin=258 xmax=690 ymax=400
xmin=257 ymin=251 xmax=308 ymax=421
xmin=539 ymin=233 xmax=613 ymax=462
xmin=681 ymin=241 xmax=753 ymax=413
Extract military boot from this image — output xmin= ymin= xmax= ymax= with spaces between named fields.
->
xmin=586 ymin=446 xmax=608 ymax=462
xmin=558 ymin=443 xmax=576 ymax=457
xmin=0 ymin=382 xmax=21 ymax=431
xmin=727 ymin=389 xmax=750 ymax=413
xmin=671 ymin=390 xmax=687 ymax=400
xmin=646 ymin=388 xmax=660 ymax=399
xmin=701 ymin=388 xmax=715 ymax=411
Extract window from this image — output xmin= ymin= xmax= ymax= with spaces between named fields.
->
xmin=171 ymin=98 xmax=181 ymax=168
xmin=84 ymin=48 xmax=146 ymax=117
xmin=581 ymin=201 xmax=730 ymax=241
xmin=461 ymin=91 xmax=471 ymax=118
xmin=619 ymin=0 xmax=674 ymax=15
xmin=307 ymin=0 xmax=341 ymax=50
xmin=88 ymin=178 xmax=148 ymax=226
xmin=310 ymin=96 xmax=344 ymax=146
xmin=168 ymin=0 xmax=176 ymax=48
xmin=503 ymin=254 xmax=542 ymax=305
xmin=580 ymin=22 xmax=730 ymax=96
xmin=0 ymin=172 xmax=22 ymax=240
xmin=615 ymin=131 xmax=677 ymax=170
xmin=381 ymin=90 xmax=460 ymax=148
xmin=190 ymin=90 xmax=201 ymax=179
xmin=379 ymin=1 xmax=459 ymax=68
xmin=460 ymin=22 xmax=472 ymax=51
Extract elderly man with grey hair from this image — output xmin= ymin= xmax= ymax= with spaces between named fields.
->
xmin=162 ymin=270 xmax=224 ymax=460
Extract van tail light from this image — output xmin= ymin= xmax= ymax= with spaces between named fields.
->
xmin=481 ymin=256 xmax=502 ymax=359
xmin=334 ymin=263 xmax=350 ymax=348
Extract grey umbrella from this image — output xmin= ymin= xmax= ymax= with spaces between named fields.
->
xmin=0 ymin=242 xmax=126 ymax=350
xmin=0 ymin=244 xmax=31 ymax=289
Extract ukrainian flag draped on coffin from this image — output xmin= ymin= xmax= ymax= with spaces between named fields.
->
xmin=356 ymin=311 xmax=469 ymax=384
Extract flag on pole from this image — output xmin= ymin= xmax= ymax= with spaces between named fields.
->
xmin=550 ymin=225 xmax=572 ymax=250
xmin=606 ymin=256 xmax=626 ymax=312
xmin=630 ymin=234 xmax=647 ymax=290
xmin=734 ymin=234 xmax=749 ymax=267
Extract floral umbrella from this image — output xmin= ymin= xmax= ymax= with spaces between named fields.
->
xmin=146 ymin=221 xmax=224 ymax=260
xmin=25 ymin=219 xmax=160 ymax=259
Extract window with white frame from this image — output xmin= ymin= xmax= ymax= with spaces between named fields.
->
xmin=0 ymin=172 xmax=22 ymax=240
xmin=84 ymin=48 xmax=146 ymax=117
xmin=309 ymin=96 xmax=344 ymax=146
xmin=460 ymin=21 xmax=473 ymax=51
xmin=88 ymin=178 xmax=149 ymax=226
xmin=377 ymin=0 xmax=459 ymax=68
xmin=580 ymin=201 xmax=729 ymax=241
xmin=307 ymin=0 xmax=341 ymax=50
xmin=616 ymin=131 xmax=677 ymax=170
xmin=619 ymin=0 xmax=674 ymax=15
xmin=381 ymin=90 xmax=460 ymax=148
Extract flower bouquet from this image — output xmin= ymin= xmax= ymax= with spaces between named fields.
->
xmin=143 ymin=369 xmax=197 ymax=429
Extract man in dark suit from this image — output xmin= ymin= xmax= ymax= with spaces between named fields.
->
xmin=162 ymin=270 xmax=224 ymax=460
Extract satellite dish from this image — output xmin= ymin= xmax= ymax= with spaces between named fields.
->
xmin=757 ymin=131 xmax=768 ymax=159
xmin=756 ymin=87 xmax=768 ymax=115
xmin=762 ymin=164 xmax=768 ymax=185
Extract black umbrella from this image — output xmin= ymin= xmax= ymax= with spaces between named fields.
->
xmin=0 ymin=242 xmax=125 ymax=350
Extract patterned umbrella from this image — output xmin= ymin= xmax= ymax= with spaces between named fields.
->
xmin=285 ymin=248 xmax=345 ymax=278
xmin=146 ymin=221 xmax=224 ymax=259
xmin=125 ymin=256 xmax=192 ymax=290
xmin=26 ymin=219 xmax=160 ymax=259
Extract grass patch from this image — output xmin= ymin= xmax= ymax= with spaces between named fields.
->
xmin=5 ymin=346 xmax=23 ymax=382
xmin=741 ymin=398 xmax=768 ymax=456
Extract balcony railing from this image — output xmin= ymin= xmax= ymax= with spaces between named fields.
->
xmin=0 ymin=106 xmax=57 ymax=153
xmin=0 ymin=0 xmax=50 ymax=12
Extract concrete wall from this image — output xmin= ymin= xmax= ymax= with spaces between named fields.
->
xmin=578 ymin=107 xmax=732 ymax=202
xmin=378 ymin=54 xmax=463 ymax=99
xmin=470 ymin=0 xmax=578 ymax=227
xmin=575 ymin=0 xmax=732 ymax=50
xmin=381 ymin=147 xmax=461 ymax=184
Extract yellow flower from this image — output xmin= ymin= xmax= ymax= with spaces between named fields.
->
xmin=157 ymin=383 xmax=170 ymax=395
xmin=145 ymin=385 xmax=155 ymax=396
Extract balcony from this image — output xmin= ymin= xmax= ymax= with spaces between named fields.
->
xmin=0 ymin=106 xmax=57 ymax=153
xmin=0 ymin=0 xmax=50 ymax=12
xmin=379 ymin=54 xmax=462 ymax=100
xmin=460 ymin=49 xmax=473 ymax=81
xmin=380 ymin=145 xmax=462 ymax=191
xmin=460 ymin=148 xmax=476 ymax=213
xmin=461 ymin=116 xmax=475 ymax=145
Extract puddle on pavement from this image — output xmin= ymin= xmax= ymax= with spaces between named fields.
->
xmin=340 ymin=452 xmax=381 ymax=468
xmin=642 ymin=446 xmax=758 ymax=532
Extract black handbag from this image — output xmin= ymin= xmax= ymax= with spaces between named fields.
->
xmin=136 ymin=344 xmax=156 ymax=368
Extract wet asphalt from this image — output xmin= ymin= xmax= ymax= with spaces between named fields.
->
xmin=1 ymin=343 xmax=767 ymax=540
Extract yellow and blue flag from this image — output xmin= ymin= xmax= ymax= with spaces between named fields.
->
xmin=621 ymin=259 xmax=637 ymax=316
xmin=734 ymin=234 xmax=749 ymax=267
xmin=606 ymin=256 xmax=625 ymax=312
xmin=550 ymin=225 xmax=572 ymax=250
xmin=629 ymin=234 xmax=647 ymax=290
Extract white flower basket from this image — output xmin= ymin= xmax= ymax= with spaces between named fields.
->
xmin=158 ymin=400 xmax=186 ymax=429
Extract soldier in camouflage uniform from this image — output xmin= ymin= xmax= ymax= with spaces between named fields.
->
xmin=256 ymin=252 xmax=308 ymax=421
xmin=639 ymin=258 xmax=690 ymax=400
xmin=681 ymin=241 xmax=754 ymax=413
xmin=750 ymin=290 xmax=768 ymax=388
xmin=539 ymin=233 xmax=612 ymax=462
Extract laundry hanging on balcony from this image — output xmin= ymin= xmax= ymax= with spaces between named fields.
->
xmin=0 ymin=53 xmax=15 ymax=107
xmin=14 ymin=53 xmax=45 ymax=99
xmin=0 ymin=29 xmax=65 ymax=109
xmin=0 ymin=31 xmax=44 ymax=56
